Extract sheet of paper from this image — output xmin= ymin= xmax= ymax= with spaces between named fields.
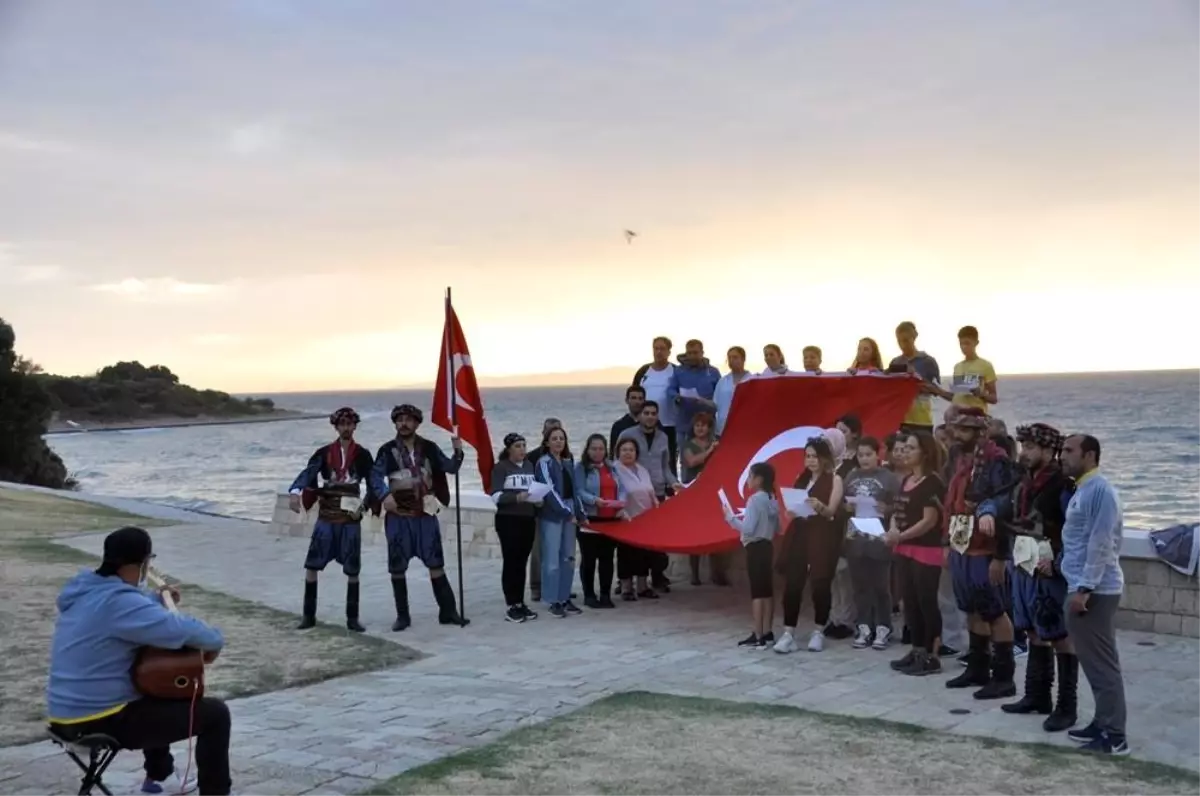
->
xmin=850 ymin=517 xmax=886 ymax=537
xmin=717 ymin=488 xmax=743 ymax=517
xmin=951 ymin=382 xmax=977 ymax=395
xmin=848 ymin=496 xmax=879 ymax=519
xmin=525 ymin=481 xmax=552 ymax=502
xmin=779 ymin=487 xmax=814 ymax=517
xmin=339 ymin=496 xmax=363 ymax=514
xmin=679 ymin=387 xmax=700 ymax=399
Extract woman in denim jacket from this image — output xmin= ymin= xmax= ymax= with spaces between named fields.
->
xmin=574 ymin=434 xmax=628 ymax=609
xmin=535 ymin=426 xmax=585 ymax=618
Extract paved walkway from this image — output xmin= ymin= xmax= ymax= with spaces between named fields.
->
xmin=2 ymin=517 xmax=1197 ymax=794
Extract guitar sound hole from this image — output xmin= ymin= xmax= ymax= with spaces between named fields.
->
xmin=174 ymin=676 xmax=189 ymax=689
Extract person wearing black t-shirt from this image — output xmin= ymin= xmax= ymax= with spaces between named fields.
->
xmin=887 ymin=431 xmax=948 ymax=677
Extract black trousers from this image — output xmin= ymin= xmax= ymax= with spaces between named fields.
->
xmin=782 ymin=527 xmax=843 ymax=627
xmin=617 ymin=542 xmax=649 ymax=580
xmin=577 ymin=529 xmax=616 ymax=598
xmin=495 ymin=513 xmax=537 ymax=606
xmin=898 ymin=554 xmax=943 ymax=653
xmin=53 ymin=696 xmax=231 ymax=795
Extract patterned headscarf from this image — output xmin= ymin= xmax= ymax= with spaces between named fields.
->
xmin=1016 ymin=423 xmax=1064 ymax=455
xmin=503 ymin=433 xmax=525 ymax=450
xmin=329 ymin=406 xmax=360 ymax=426
xmin=820 ymin=427 xmax=846 ymax=459
xmin=390 ymin=404 xmax=423 ymax=423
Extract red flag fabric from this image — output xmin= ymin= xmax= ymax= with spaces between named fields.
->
xmin=432 ymin=302 xmax=495 ymax=489
xmin=599 ymin=375 xmax=921 ymax=554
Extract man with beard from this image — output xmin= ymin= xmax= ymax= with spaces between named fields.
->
xmin=618 ymin=401 xmax=680 ymax=592
xmin=289 ymin=407 xmax=383 ymax=632
xmin=1002 ymin=424 xmax=1078 ymax=732
xmin=943 ymin=407 xmax=1022 ymax=699
xmin=610 ymin=387 xmax=645 ymax=454
xmin=374 ymin=404 xmax=467 ymax=630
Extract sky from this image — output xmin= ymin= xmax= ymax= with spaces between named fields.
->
xmin=0 ymin=0 xmax=1197 ymax=393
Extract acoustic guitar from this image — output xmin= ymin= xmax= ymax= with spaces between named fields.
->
xmin=132 ymin=571 xmax=207 ymax=700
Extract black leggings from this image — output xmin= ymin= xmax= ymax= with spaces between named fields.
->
xmin=898 ymin=554 xmax=943 ymax=652
xmin=577 ymin=528 xmax=617 ymax=598
xmin=782 ymin=527 xmax=843 ymax=627
xmin=53 ymin=696 xmax=232 ymax=795
xmin=495 ymin=513 xmax=537 ymax=606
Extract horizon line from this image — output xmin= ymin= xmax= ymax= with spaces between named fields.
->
xmin=238 ymin=366 xmax=1199 ymax=396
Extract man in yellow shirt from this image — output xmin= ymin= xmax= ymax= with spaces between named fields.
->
xmin=951 ymin=326 xmax=998 ymax=414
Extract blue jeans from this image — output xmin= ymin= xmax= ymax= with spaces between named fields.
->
xmin=539 ymin=518 xmax=577 ymax=603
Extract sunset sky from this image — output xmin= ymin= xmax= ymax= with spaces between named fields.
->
xmin=1 ymin=1 xmax=1197 ymax=393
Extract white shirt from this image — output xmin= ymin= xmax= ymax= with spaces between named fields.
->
xmin=639 ymin=363 xmax=677 ymax=427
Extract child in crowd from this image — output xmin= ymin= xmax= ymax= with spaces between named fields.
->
xmin=723 ymin=462 xmax=780 ymax=649
xmin=842 ymin=436 xmax=901 ymax=650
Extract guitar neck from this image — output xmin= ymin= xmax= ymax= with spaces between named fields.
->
xmin=145 ymin=570 xmax=178 ymax=614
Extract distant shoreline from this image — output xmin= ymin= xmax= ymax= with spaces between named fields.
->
xmin=45 ymin=410 xmax=325 ymax=435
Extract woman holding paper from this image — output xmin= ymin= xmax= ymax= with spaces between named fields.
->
xmin=885 ymin=431 xmax=947 ymax=677
xmin=490 ymin=433 xmax=542 ymax=624
xmin=535 ymin=428 xmax=585 ymax=619
xmin=575 ymin=434 xmax=627 ymax=609
xmin=775 ymin=436 xmax=844 ymax=654
xmin=613 ymin=438 xmax=661 ymax=601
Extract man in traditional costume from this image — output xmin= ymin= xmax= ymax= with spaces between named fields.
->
xmin=943 ymin=407 xmax=1022 ymax=699
xmin=289 ymin=407 xmax=382 ymax=632
xmin=1002 ymin=423 xmax=1078 ymax=731
xmin=374 ymin=403 xmax=468 ymax=630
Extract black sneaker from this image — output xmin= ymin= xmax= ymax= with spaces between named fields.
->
xmin=505 ymin=605 xmax=527 ymax=623
xmin=890 ymin=650 xmax=918 ymax=671
xmin=1068 ymin=722 xmax=1102 ymax=744
xmin=823 ymin=623 xmax=855 ymax=640
xmin=938 ymin=644 xmax=959 ymax=658
xmin=583 ymin=596 xmax=603 ymax=609
xmin=520 ymin=603 xmax=539 ymax=621
xmin=548 ymin=602 xmax=567 ymax=618
xmin=738 ymin=633 xmax=765 ymax=649
xmin=597 ymin=595 xmax=616 ymax=609
xmin=761 ymin=631 xmax=775 ymax=645
xmin=564 ymin=600 xmax=583 ymax=615
xmin=902 ymin=653 xmax=942 ymax=677
xmin=637 ymin=589 xmax=660 ymax=600
xmin=1080 ymin=731 xmax=1129 ymax=757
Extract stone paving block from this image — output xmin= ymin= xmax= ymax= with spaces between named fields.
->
xmin=305 ymin=774 xmax=377 ymax=794
xmin=255 ymin=748 xmax=330 ymax=768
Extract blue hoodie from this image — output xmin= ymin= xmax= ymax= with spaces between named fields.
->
xmin=667 ymin=358 xmax=722 ymax=435
xmin=47 ymin=569 xmax=225 ymax=722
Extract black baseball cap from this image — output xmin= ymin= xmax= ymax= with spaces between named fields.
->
xmin=101 ymin=526 xmax=153 ymax=567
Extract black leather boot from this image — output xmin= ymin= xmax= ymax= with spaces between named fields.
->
xmin=345 ymin=581 xmax=365 ymax=633
xmin=432 ymin=575 xmax=469 ymax=626
xmin=1043 ymin=652 xmax=1079 ymax=732
xmin=946 ymin=632 xmax=991 ymax=689
xmin=974 ymin=641 xmax=1017 ymax=699
xmin=390 ymin=577 xmax=411 ymax=632
xmin=297 ymin=580 xmax=317 ymax=629
xmin=1002 ymin=643 xmax=1053 ymax=714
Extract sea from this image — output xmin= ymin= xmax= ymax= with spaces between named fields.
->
xmin=45 ymin=371 xmax=1199 ymax=530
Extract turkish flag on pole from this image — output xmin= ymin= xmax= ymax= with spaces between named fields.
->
xmin=432 ymin=291 xmax=495 ymax=489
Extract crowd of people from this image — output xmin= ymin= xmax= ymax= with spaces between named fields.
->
xmin=487 ymin=322 xmax=1130 ymax=758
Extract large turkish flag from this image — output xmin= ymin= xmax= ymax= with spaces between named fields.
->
xmin=599 ymin=374 xmax=921 ymax=554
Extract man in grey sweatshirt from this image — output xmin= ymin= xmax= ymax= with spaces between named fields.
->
xmin=617 ymin=400 xmax=679 ymax=591
xmin=617 ymin=401 xmax=679 ymax=500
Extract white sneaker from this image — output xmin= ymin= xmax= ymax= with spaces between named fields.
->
xmin=872 ymin=626 xmax=892 ymax=650
xmin=852 ymin=624 xmax=872 ymax=649
xmin=807 ymin=629 xmax=825 ymax=652
xmin=773 ymin=630 xmax=798 ymax=654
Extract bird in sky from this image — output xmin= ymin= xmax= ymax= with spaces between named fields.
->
xmin=624 ymin=229 xmax=637 ymax=244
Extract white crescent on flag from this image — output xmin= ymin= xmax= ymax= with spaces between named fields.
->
xmin=450 ymin=353 xmax=476 ymax=413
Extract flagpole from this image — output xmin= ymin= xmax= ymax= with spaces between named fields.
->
xmin=445 ymin=286 xmax=467 ymax=627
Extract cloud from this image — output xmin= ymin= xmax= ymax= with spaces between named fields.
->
xmin=0 ymin=130 xmax=76 ymax=154
xmin=226 ymin=122 xmax=283 ymax=156
xmin=0 ymin=241 xmax=68 ymax=283
xmin=91 ymin=278 xmax=228 ymax=300
xmin=191 ymin=332 xmax=240 ymax=346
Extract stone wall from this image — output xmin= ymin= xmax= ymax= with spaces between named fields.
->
xmin=268 ymin=489 xmax=1198 ymax=638
xmin=1117 ymin=558 xmax=1199 ymax=637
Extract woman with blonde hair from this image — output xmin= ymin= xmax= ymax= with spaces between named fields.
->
xmin=849 ymin=337 xmax=884 ymax=374
xmin=761 ymin=344 xmax=790 ymax=377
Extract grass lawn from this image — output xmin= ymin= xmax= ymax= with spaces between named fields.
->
xmin=368 ymin=692 xmax=1199 ymax=796
xmin=0 ymin=487 xmax=420 ymax=747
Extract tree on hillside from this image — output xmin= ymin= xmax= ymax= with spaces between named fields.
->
xmin=0 ymin=317 xmax=69 ymax=488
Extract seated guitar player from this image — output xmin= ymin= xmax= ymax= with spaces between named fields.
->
xmin=46 ymin=527 xmax=231 ymax=796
